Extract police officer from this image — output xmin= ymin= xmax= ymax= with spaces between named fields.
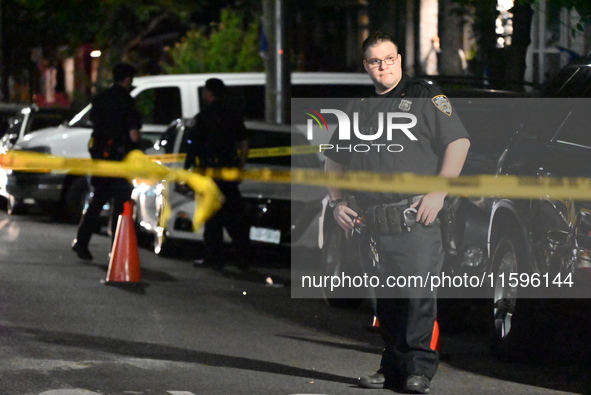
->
xmin=71 ymin=63 xmax=141 ymax=261
xmin=324 ymin=32 xmax=470 ymax=393
xmin=184 ymin=78 xmax=252 ymax=271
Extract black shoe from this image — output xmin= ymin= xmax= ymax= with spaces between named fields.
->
xmin=403 ymin=374 xmax=430 ymax=394
xmin=72 ymin=241 xmax=93 ymax=261
xmin=358 ymin=372 xmax=385 ymax=389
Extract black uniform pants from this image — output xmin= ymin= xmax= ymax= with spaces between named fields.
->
xmin=364 ymin=223 xmax=444 ymax=381
xmin=204 ymin=180 xmax=251 ymax=267
xmin=76 ymin=176 xmax=133 ymax=248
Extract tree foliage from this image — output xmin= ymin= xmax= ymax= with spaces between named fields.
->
xmin=161 ymin=8 xmax=263 ymax=74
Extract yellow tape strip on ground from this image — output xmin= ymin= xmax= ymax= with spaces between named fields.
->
xmin=0 ymin=150 xmax=223 ymax=229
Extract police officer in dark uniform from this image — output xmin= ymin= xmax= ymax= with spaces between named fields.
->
xmin=71 ymin=63 xmax=141 ymax=261
xmin=324 ymin=32 xmax=470 ymax=393
xmin=184 ymin=78 xmax=252 ymax=271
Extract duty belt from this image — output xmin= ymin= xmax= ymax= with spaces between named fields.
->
xmin=354 ymin=195 xmax=427 ymax=236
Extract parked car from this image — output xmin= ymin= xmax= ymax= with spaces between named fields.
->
xmin=132 ymin=119 xmax=324 ymax=255
xmin=0 ymin=105 xmax=75 ymax=214
xmin=5 ymin=72 xmax=373 ymax=222
xmin=485 ymin=54 xmax=591 ymax=360
xmin=0 ymin=104 xmax=74 ymax=152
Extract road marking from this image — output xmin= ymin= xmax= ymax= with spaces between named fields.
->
xmin=167 ymin=392 xmax=196 ymax=395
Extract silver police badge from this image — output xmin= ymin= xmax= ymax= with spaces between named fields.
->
xmin=432 ymin=95 xmax=452 ymax=116
xmin=398 ymin=99 xmax=412 ymax=111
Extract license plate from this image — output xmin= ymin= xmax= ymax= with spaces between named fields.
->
xmin=249 ymin=226 xmax=281 ymax=244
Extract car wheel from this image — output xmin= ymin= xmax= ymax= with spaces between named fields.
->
xmin=7 ymin=195 xmax=27 ymax=215
xmin=64 ymin=178 xmax=89 ymax=224
xmin=489 ymin=236 xmax=552 ymax=360
xmin=320 ymin=223 xmax=364 ymax=309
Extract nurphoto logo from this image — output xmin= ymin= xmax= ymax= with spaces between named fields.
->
xmin=304 ymin=108 xmax=418 ymax=153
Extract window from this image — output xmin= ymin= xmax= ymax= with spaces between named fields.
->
xmin=27 ymin=112 xmax=71 ymax=134
xmin=135 ymin=87 xmax=182 ymax=125
xmin=198 ymin=85 xmax=265 ymax=120
xmin=196 ymin=83 xmax=373 ymax=122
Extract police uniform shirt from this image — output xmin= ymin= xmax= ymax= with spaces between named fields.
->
xmin=89 ymin=84 xmax=141 ymax=160
xmin=184 ymin=100 xmax=248 ymax=169
xmin=324 ymin=74 xmax=470 ymax=205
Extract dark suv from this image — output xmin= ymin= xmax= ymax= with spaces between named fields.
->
xmin=486 ymin=53 xmax=591 ymax=359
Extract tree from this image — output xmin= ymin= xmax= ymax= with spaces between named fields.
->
xmin=161 ymin=8 xmax=263 ymax=74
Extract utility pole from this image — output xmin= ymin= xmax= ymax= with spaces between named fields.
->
xmin=262 ymin=0 xmax=290 ymax=124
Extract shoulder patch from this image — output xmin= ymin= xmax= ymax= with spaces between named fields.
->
xmin=432 ymin=95 xmax=452 ymax=116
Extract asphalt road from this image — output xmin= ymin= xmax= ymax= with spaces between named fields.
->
xmin=0 ymin=209 xmax=589 ymax=395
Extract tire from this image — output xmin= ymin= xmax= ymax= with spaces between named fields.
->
xmin=64 ymin=178 xmax=89 ymax=224
xmin=320 ymin=223 xmax=364 ymax=309
xmin=7 ymin=195 xmax=27 ymax=215
xmin=489 ymin=236 xmax=552 ymax=360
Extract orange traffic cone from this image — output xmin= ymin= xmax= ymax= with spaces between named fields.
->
xmin=430 ymin=319 xmax=440 ymax=352
xmin=104 ymin=201 xmax=142 ymax=284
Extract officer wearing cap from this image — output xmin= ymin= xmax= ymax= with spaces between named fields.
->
xmin=324 ymin=32 xmax=470 ymax=393
xmin=72 ymin=63 xmax=141 ymax=261
xmin=184 ymin=78 xmax=252 ymax=271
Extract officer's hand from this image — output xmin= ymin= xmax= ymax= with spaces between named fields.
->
xmin=332 ymin=202 xmax=358 ymax=232
xmin=411 ymin=192 xmax=446 ymax=226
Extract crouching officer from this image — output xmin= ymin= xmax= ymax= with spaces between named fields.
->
xmin=71 ymin=63 xmax=141 ymax=261
xmin=325 ymin=32 xmax=470 ymax=393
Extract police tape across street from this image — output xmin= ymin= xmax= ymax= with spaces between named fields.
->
xmin=2 ymin=147 xmax=591 ymax=227
xmin=145 ymin=145 xmax=591 ymax=201
xmin=0 ymin=150 xmax=223 ymax=230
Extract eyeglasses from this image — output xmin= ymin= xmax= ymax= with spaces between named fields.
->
xmin=365 ymin=56 xmax=398 ymax=68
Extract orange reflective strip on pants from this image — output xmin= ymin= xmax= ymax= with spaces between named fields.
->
xmin=430 ymin=319 xmax=440 ymax=352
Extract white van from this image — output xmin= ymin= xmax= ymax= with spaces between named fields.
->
xmin=5 ymin=72 xmax=372 ymax=220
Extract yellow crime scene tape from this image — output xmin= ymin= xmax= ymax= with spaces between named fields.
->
xmin=203 ymin=168 xmax=591 ymax=201
xmin=146 ymin=144 xmax=322 ymax=163
xmin=0 ymin=150 xmax=223 ymax=229
xmin=2 ymin=146 xmax=591 ymax=232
